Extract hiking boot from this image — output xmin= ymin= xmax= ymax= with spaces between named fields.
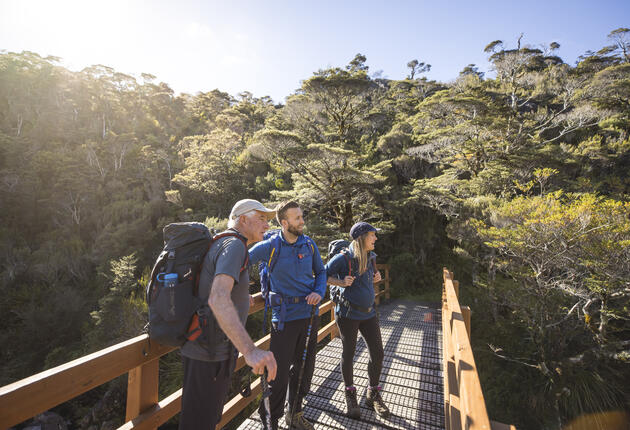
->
xmin=344 ymin=386 xmax=361 ymax=419
xmin=284 ymin=410 xmax=315 ymax=430
xmin=366 ymin=386 xmax=390 ymax=418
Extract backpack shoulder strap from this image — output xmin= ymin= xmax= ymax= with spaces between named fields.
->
xmin=211 ymin=231 xmax=249 ymax=272
xmin=268 ymin=233 xmax=283 ymax=272
xmin=340 ymin=249 xmax=352 ymax=277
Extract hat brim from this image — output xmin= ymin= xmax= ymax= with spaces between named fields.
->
xmin=257 ymin=209 xmax=276 ymax=220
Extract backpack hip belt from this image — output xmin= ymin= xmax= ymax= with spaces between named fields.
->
xmin=338 ymin=296 xmax=373 ymax=314
xmin=268 ymin=291 xmax=307 ymax=330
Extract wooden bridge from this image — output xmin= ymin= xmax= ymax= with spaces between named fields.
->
xmin=0 ymin=268 xmax=515 ymax=430
xmin=238 ymin=299 xmax=444 ymax=430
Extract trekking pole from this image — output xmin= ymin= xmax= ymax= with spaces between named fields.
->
xmin=261 ymin=368 xmax=273 ymax=430
xmin=288 ymin=304 xmax=317 ymax=429
xmin=260 ymin=303 xmax=273 ymax=429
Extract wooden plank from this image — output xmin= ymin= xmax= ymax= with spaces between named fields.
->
xmin=238 ymin=299 xmax=446 ymax=430
xmin=461 ymin=306 xmax=471 ymax=341
xmin=118 ymin=389 xmax=182 ymax=430
xmin=248 ymin=292 xmax=264 ymax=314
xmin=125 ymin=358 xmax=159 ymax=425
xmin=329 ymin=305 xmax=338 ymax=339
xmin=442 ymin=271 xmax=451 ymax=430
xmin=216 ymin=378 xmax=263 ymax=429
xmin=0 ymin=335 xmax=174 ymax=428
xmin=443 ymin=287 xmax=460 ymax=430
xmin=317 ymin=320 xmax=337 ymax=343
xmin=443 ymin=269 xmax=491 ymax=430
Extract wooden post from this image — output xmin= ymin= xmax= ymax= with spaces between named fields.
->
xmin=385 ymin=267 xmax=390 ymax=300
xmin=461 ymin=306 xmax=471 ymax=341
xmin=329 ymin=303 xmax=337 ymax=339
xmin=453 ymin=279 xmax=459 ymax=298
xmin=126 ymin=358 xmax=159 ymax=427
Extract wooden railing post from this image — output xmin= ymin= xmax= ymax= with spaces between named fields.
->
xmin=385 ymin=266 xmax=390 ymax=300
xmin=442 ymin=268 xmax=493 ymax=430
xmin=125 ymin=358 xmax=159 ymax=427
xmin=461 ymin=306 xmax=471 ymax=341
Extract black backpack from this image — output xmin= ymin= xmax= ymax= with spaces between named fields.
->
xmin=145 ymin=222 xmax=248 ymax=347
xmin=327 ymin=239 xmax=351 ymax=260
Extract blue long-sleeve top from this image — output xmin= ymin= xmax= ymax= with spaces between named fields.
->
xmin=249 ymin=232 xmax=327 ymax=322
xmin=325 ymin=246 xmax=377 ymax=320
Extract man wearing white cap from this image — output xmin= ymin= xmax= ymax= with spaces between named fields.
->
xmin=179 ymin=199 xmax=278 ymax=429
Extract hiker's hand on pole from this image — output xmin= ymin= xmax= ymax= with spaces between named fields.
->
xmin=343 ymin=276 xmax=355 ymax=286
xmin=373 ymin=271 xmax=382 ymax=283
xmin=245 ymin=347 xmax=277 ymax=381
xmin=305 ymin=292 xmax=322 ymax=305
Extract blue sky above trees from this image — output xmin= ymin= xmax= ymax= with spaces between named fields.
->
xmin=1 ymin=0 xmax=628 ymax=102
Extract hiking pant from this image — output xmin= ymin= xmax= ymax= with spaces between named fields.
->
xmin=259 ymin=315 xmax=320 ymax=423
xmin=179 ymin=355 xmax=233 ymax=429
xmin=335 ymin=314 xmax=384 ymax=387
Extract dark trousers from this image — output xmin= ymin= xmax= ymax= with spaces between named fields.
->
xmin=259 ymin=315 xmax=320 ymax=423
xmin=335 ymin=314 xmax=384 ymax=387
xmin=179 ymin=356 xmax=233 ymax=430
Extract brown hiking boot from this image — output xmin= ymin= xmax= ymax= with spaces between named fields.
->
xmin=284 ymin=410 xmax=315 ymax=430
xmin=344 ymin=386 xmax=361 ymax=419
xmin=366 ymin=386 xmax=390 ymax=418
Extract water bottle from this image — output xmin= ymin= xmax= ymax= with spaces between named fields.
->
xmin=164 ymin=273 xmax=177 ymax=288
xmin=157 ymin=273 xmax=178 ymax=288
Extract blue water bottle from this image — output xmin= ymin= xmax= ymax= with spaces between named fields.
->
xmin=157 ymin=273 xmax=178 ymax=288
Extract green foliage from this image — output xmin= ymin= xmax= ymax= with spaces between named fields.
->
xmin=87 ymin=254 xmax=146 ymax=348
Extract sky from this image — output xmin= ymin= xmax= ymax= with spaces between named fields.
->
xmin=1 ymin=0 xmax=628 ymax=103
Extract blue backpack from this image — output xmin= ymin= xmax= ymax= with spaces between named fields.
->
xmin=259 ymin=230 xmax=315 ymax=330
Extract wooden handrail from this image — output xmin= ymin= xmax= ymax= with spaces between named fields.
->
xmin=0 ymin=266 xmax=390 ymax=430
xmin=442 ymin=268 xmax=515 ymax=430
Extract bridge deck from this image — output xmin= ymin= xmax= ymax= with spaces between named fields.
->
xmin=237 ymin=300 xmax=444 ymax=430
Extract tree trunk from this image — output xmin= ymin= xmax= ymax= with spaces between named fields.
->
xmin=339 ymin=201 xmax=353 ymax=231
xmin=598 ymin=297 xmax=608 ymax=342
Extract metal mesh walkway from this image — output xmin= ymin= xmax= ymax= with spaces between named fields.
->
xmin=237 ymin=300 xmax=444 ymax=430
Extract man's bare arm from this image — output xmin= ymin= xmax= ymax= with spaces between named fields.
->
xmin=208 ymin=274 xmax=255 ymax=354
xmin=209 ymin=274 xmax=277 ymax=379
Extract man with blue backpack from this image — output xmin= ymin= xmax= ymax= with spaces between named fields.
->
xmin=249 ymin=201 xmax=327 ymax=430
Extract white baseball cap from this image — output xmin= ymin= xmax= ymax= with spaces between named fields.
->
xmin=229 ymin=199 xmax=276 ymax=220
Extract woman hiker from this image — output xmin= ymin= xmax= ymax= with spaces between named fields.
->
xmin=325 ymin=222 xmax=390 ymax=420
